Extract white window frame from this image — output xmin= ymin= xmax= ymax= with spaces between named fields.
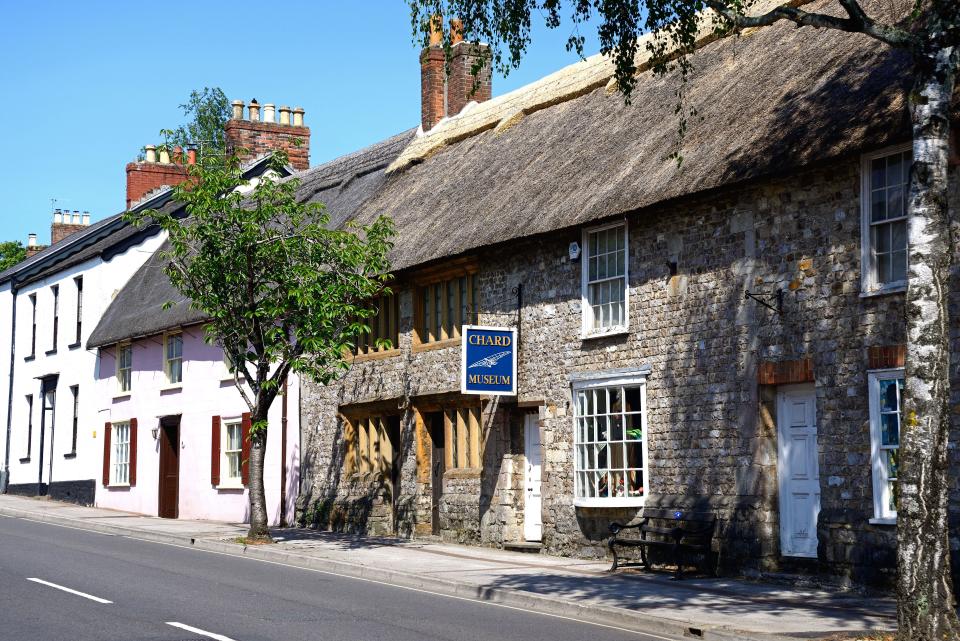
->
xmin=581 ymin=221 xmax=629 ymax=338
xmin=860 ymin=143 xmax=912 ymax=296
xmin=117 ymin=343 xmax=133 ymax=393
xmin=572 ymin=372 xmax=649 ymax=508
xmin=112 ymin=421 xmax=131 ymax=486
xmin=868 ymin=368 xmax=903 ymax=523
xmin=220 ymin=418 xmax=244 ymax=488
xmin=164 ymin=332 xmax=183 ymax=385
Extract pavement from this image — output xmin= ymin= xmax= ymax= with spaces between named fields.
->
xmin=0 ymin=494 xmax=896 ymax=641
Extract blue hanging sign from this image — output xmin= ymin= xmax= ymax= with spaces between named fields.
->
xmin=461 ymin=325 xmax=517 ymax=396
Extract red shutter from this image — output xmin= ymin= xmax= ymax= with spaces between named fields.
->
xmin=241 ymin=412 xmax=251 ymax=486
xmin=129 ymin=418 xmax=138 ymax=487
xmin=102 ymin=422 xmax=112 ymax=486
xmin=211 ymin=416 xmax=221 ymax=486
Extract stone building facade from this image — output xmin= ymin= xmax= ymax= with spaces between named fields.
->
xmin=294 ymin=9 xmax=959 ymax=588
xmin=297 ymin=149 xmax=960 ymax=586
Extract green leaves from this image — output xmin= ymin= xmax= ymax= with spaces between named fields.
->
xmin=0 ymin=240 xmax=27 ymax=272
xmin=124 ymin=149 xmax=394 ymax=415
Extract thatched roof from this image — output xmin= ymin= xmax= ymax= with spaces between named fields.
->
xmin=90 ymin=0 xmax=915 ymax=345
xmin=360 ymin=0 xmax=912 ymax=270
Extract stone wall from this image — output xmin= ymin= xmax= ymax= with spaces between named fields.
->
xmin=298 ymin=153 xmax=960 ymax=588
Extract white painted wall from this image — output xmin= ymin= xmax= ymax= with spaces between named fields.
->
xmin=0 ymin=231 xmax=166 ymax=492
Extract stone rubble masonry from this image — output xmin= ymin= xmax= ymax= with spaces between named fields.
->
xmin=224 ymin=119 xmax=310 ymax=171
xmin=297 ymin=154 xmax=960 ymax=589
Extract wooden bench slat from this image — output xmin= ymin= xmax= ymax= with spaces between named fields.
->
xmin=608 ymin=509 xmax=717 ymax=579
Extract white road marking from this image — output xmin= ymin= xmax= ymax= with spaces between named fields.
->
xmin=166 ymin=622 xmax=237 ymax=641
xmin=14 ymin=518 xmax=673 ymax=640
xmin=26 ymin=578 xmax=112 ymax=604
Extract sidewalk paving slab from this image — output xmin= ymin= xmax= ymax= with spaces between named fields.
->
xmin=0 ymin=494 xmax=895 ymax=641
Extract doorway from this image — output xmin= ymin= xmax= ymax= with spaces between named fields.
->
xmin=776 ymin=385 xmax=820 ymax=558
xmin=426 ymin=412 xmax=445 ymax=536
xmin=158 ymin=416 xmax=180 ymax=519
xmin=523 ymin=413 xmax=542 ymax=542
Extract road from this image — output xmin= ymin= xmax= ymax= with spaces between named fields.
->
xmin=0 ymin=515 xmax=674 ymax=641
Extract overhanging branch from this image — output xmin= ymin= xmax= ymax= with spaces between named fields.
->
xmin=704 ymin=0 xmax=920 ymax=50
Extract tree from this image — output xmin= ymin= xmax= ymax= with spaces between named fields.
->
xmin=125 ymin=151 xmax=394 ymax=539
xmin=406 ymin=1 xmax=959 ymax=638
xmin=164 ymin=87 xmax=231 ymax=162
xmin=0 ymin=241 xmax=26 ymax=271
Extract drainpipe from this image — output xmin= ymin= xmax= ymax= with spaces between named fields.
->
xmin=280 ymin=377 xmax=288 ymax=527
xmin=1 ymin=281 xmax=17 ymax=493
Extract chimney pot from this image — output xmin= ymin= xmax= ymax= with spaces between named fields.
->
xmin=450 ymin=19 xmax=464 ymax=45
xmin=248 ymin=99 xmax=260 ymax=122
xmin=145 ymin=145 xmax=157 ymax=163
xmin=279 ymin=106 xmax=291 ymax=126
xmin=82 ymin=212 xmax=90 ymax=225
xmin=428 ymin=14 xmax=443 ymax=46
xmin=172 ymin=146 xmax=183 ymax=164
xmin=231 ymin=100 xmax=245 ymax=120
xmin=263 ymin=103 xmax=276 ymax=124
xmin=28 ymin=233 xmax=37 ymax=248
xmin=187 ymin=148 xmax=197 ymax=165
xmin=53 ymin=211 xmax=62 ymax=224
xmin=158 ymin=147 xmax=171 ymax=164
xmin=72 ymin=210 xmax=80 ymax=224
xmin=292 ymin=107 xmax=304 ymax=127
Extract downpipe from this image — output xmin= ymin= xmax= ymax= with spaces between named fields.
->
xmin=1 ymin=281 xmax=18 ymax=493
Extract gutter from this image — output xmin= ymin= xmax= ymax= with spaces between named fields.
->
xmin=2 ymin=279 xmax=17 ymax=493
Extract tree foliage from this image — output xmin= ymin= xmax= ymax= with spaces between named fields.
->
xmin=164 ymin=87 xmax=231 ymax=162
xmin=125 ymin=150 xmax=394 ymax=537
xmin=0 ymin=241 xmax=27 ymax=271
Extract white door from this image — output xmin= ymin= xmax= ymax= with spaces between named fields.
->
xmin=777 ymin=385 xmax=821 ymax=558
xmin=524 ymin=414 xmax=542 ymax=542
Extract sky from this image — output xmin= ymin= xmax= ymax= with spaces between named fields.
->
xmin=0 ymin=1 xmax=601 ymax=246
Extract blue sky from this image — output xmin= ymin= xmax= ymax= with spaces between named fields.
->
xmin=0 ymin=1 xmax=600 ymax=245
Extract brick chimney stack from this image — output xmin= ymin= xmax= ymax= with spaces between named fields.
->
xmin=125 ymin=145 xmax=194 ymax=209
xmin=50 ymin=209 xmax=91 ymax=245
xmin=25 ymin=232 xmax=46 ymax=259
xmin=224 ymin=99 xmax=310 ymax=171
xmin=446 ymin=19 xmax=492 ymax=119
xmin=420 ymin=16 xmax=446 ymax=133
xmin=420 ymin=17 xmax=492 ymax=133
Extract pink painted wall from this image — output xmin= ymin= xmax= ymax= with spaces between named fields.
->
xmin=94 ymin=325 xmax=299 ymax=525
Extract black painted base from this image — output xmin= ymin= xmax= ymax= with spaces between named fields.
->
xmin=5 ymin=479 xmax=95 ymax=506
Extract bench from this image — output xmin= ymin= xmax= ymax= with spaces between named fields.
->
xmin=608 ymin=508 xmax=717 ymax=579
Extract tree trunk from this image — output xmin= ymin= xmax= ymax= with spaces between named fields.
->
xmin=897 ymin=44 xmax=960 ymax=641
xmin=247 ymin=405 xmax=271 ymax=540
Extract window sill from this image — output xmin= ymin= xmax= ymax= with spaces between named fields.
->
xmin=23 ymin=355 xmax=34 ymax=362
xmin=63 ymin=452 xmax=76 ymax=459
xmin=68 ymin=342 xmax=81 ymax=350
xmin=18 ymin=457 xmax=30 ymax=464
xmin=216 ymin=482 xmax=245 ymax=491
xmin=45 ymin=349 xmax=57 ymax=356
xmin=869 ymin=517 xmax=896 ymax=525
xmin=112 ymin=394 xmax=131 ymax=402
xmin=159 ymin=384 xmax=183 ymax=393
xmin=349 ymin=349 xmax=401 ymax=363
xmin=220 ymin=376 xmax=246 ymax=385
xmin=106 ymin=483 xmax=130 ymax=489
xmin=412 ymin=337 xmax=461 ymax=353
xmin=574 ymin=497 xmax=645 ymax=508
xmin=860 ymin=285 xmax=906 ymax=299
xmin=581 ymin=327 xmax=630 ymax=341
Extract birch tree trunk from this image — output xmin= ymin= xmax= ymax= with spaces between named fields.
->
xmin=247 ymin=405 xmax=271 ymax=540
xmin=897 ymin=43 xmax=960 ymax=641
